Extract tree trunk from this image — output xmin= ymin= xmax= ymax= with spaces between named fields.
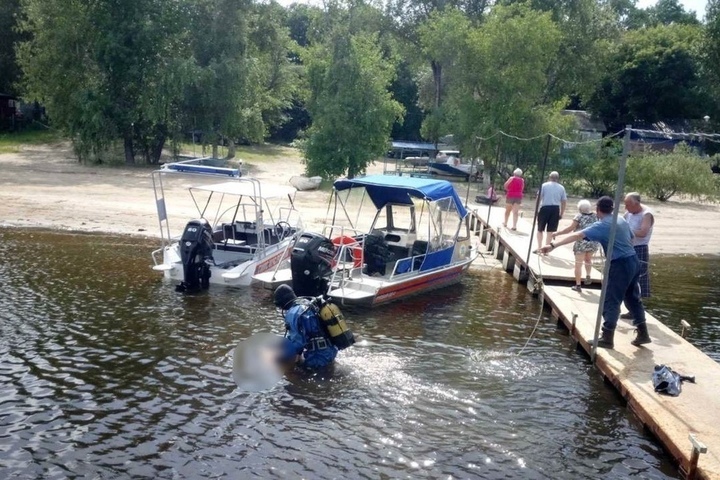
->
xmin=212 ymin=139 xmax=219 ymax=159
xmin=124 ymin=135 xmax=135 ymax=165
xmin=431 ymin=60 xmax=442 ymax=109
xmin=150 ymin=125 xmax=167 ymax=164
xmin=226 ymin=138 xmax=236 ymax=160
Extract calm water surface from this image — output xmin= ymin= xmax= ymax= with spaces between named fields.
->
xmin=1 ymin=228 xmax=717 ymax=479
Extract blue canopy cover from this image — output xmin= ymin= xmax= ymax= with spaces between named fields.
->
xmin=333 ymin=175 xmax=468 ymax=218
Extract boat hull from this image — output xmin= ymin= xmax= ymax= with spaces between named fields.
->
xmin=156 ymin=239 xmax=293 ymax=288
xmin=327 ymin=257 xmax=474 ymax=308
xmin=428 ymin=162 xmax=477 ymax=178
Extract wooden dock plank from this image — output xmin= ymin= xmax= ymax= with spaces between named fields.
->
xmin=543 ymin=285 xmax=720 ymax=479
xmin=469 ymin=205 xmax=602 ymax=283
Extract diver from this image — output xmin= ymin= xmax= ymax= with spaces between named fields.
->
xmin=274 ymin=285 xmax=355 ymax=370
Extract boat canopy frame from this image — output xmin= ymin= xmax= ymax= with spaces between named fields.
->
xmin=152 ymin=159 xmax=300 ymax=252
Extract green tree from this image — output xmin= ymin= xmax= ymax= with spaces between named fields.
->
xmin=587 ymin=24 xmax=706 ymax=132
xmin=627 ymin=144 xmax=718 ymax=201
xmin=416 ymin=8 xmax=471 ymax=143
xmin=562 ymin=139 xmax=624 ymax=197
xmin=18 ymin=0 xmax=189 ymax=164
xmin=387 ymin=0 xmax=488 ymax=145
xmin=647 ymin=0 xmax=700 ymax=26
xmin=702 ymin=0 xmax=720 ymax=125
xmin=448 ymin=4 xmax=570 ymax=167
xmin=0 ymin=0 xmax=25 ymax=96
xmin=303 ymin=30 xmax=404 ymax=179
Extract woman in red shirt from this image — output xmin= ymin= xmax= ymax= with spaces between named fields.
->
xmin=503 ymin=168 xmax=524 ymax=230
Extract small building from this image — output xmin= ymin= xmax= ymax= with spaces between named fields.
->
xmin=561 ymin=110 xmax=607 ymax=141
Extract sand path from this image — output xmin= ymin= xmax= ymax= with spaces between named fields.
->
xmin=1 ymin=143 xmax=718 ymax=256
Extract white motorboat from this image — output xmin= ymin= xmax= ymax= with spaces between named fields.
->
xmin=254 ymin=174 xmax=478 ymax=307
xmin=151 ymin=158 xmax=302 ymax=291
xmin=289 ymin=175 xmax=322 ymax=191
xmin=428 ymin=150 xmax=482 ymax=180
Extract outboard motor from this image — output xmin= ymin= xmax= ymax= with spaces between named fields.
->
xmin=290 ymin=232 xmax=336 ymax=297
xmin=177 ymin=219 xmax=214 ymax=292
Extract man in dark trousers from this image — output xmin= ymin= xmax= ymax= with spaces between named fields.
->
xmin=538 ymin=196 xmax=651 ymax=349
xmin=536 ymin=171 xmax=567 ymax=250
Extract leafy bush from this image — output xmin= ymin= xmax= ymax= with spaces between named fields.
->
xmin=562 ymin=138 xmax=623 ymax=197
xmin=626 ymin=144 xmax=719 ymax=202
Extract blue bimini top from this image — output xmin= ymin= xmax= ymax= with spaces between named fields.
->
xmin=333 ymin=175 xmax=468 ymax=219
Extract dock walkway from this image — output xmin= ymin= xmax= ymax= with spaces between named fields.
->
xmin=469 ymin=203 xmax=720 ymax=479
xmin=469 ymin=204 xmax=602 ymax=285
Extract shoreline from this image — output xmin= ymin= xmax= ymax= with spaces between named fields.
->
xmin=3 ymin=224 xmax=719 ymax=260
xmin=2 ymin=143 xmax=719 ymax=256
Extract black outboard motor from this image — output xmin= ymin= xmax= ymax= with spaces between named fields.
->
xmin=177 ymin=219 xmax=214 ymax=292
xmin=290 ymin=232 xmax=336 ymax=297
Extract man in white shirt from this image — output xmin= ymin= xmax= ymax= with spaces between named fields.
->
xmin=620 ymin=192 xmax=654 ymax=319
xmin=536 ymin=171 xmax=567 ymax=250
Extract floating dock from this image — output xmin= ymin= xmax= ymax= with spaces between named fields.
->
xmin=469 ymin=204 xmax=720 ymax=479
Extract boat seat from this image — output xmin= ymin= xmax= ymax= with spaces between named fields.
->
xmin=411 ymin=240 xmax=429 ymax=269
xmin=234 ymin=221 xmax=256 ymax=233
xmin=215 ymin=243 xmax=256 ymax=254
xmin=387 ymin=244 xmax=410 ymax=260
xmin=222 ymin=223 xmax=235 ymax=242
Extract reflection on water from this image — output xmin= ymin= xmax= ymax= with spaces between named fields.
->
xmin=0 ymin=228 xmax=698 ymax=478
xmin=647 ymin=255 xmax=720 ymax=362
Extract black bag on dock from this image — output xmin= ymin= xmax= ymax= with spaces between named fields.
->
xmin=652 ymin=365 xmax=683 ymax=396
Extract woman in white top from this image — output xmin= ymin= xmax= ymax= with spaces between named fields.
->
xmin=553 ymin=199 xmax=600 ymax=292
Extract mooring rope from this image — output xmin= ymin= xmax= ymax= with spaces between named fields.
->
xmin=516 ymin=249 xmax=545 ymax=356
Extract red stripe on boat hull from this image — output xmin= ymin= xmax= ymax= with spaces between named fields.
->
xmin=332 ymin=260 xmax=473 ymax=307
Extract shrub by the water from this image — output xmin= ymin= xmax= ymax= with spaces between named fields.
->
xmin=626 ymin=144 xmax=719 ymax=202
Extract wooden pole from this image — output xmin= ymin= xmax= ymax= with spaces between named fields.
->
xmin=591 ymin=125 xmax=631 ymax=363
xmin=485 ymin=136 xmax=503 ymax=226
xmin=524 ymin=134 xmax=552 ymax=266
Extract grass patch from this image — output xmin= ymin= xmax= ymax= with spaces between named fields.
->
xmin=177 ymin=142 xmax=302 ymax=163
xmin=0 ymin=129 xmax=64 ymax=154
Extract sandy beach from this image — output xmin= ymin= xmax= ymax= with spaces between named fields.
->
xmin=1 ymin=142 xmax=719 ymax=256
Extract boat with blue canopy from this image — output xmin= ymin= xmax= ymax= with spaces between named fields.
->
xmin=254 ymin=174 xmax=478 ymax=307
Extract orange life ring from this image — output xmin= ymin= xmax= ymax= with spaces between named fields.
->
xmin=331 ymin=236 xmax=362 ymax=268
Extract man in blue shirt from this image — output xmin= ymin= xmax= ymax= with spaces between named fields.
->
xmin=274 ymin=285 xmax=338 ymax=369
xmin=538 ymin=196 xmax=651 ymax=349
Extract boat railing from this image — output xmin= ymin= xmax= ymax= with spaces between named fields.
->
xmin=151 ymin=247 xmax=164 ymax=266
xmin=320 ymin=224 xmax=366 ymax=241
xmin=388 ymin=254 xmax=426 ymax=279
xmin=152 ymin=156 xmax=243 ymax=247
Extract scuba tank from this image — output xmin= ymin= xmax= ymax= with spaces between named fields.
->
xmin=316 ymin=300 xmax=355 ymax=350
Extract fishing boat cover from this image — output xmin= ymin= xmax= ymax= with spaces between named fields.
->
xmin=334 ymin=175 xmax=468 ymax=218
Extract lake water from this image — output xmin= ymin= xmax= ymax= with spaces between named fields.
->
xmin=1 ymin=228 xmax=717 ymax=479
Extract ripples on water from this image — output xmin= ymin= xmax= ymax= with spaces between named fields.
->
xmin=647 ymin=255 xmax=720 ymax=362
xmin=0 ymin=229 xmax=692 ymax=479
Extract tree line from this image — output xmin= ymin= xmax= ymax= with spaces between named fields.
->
xmin=1 ymin=0 xmax=719 ymax=183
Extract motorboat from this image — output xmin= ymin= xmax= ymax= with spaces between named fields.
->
xmin=151 ymin=158 xmax=302 ymax=291
xmin=428 ymin=150 xmax=482 ymax=180
xmin=289 ymin=175 xmax=322 ymax=191
xmin=254 ymin=175 xmax=478 ymax=307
